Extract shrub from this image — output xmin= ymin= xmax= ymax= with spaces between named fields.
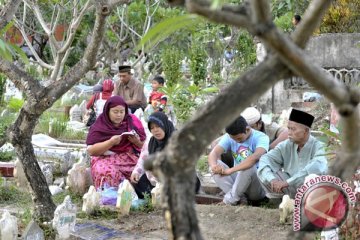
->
xmin=189 ymin=41 xmax=207 ymax=86
xmin=320 ymin=0 xmax=360 ymax=33
xmin=235 ymin=31 xmax=257 ymax=71
xmin=161 ymin=46 xmax=183 ymax=87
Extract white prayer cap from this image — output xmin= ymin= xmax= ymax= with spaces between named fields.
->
xmin=241 ymin=107 xmax=261 ymax=125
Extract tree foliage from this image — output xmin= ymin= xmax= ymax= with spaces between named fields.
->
xmin=189 ymin=39 xmax=207 ymax=86
xmin=160 ymin=45 xmax=183 ymax=87
xmin=320 ymin=0 xmax=360 ymax=33
xmin=271 ymin=0 xmax=310 ymax=18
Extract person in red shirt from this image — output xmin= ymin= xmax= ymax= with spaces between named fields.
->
xmin=148 ymin=75 xmax=167 ymax=112
xmin=86 ymin=79 xmax=114 ymax=116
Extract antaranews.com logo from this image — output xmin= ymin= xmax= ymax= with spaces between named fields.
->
xmin=293 ymin=175 xmax=356 ymax=231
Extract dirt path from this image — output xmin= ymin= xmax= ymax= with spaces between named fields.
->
xmin=79 ymin=204 xmax=292 ymax=240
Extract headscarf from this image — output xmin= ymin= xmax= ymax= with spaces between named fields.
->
xmin=101 ymin=79 xmax=114 ymax=99
xmin=86 ymin=96 xmax=146 ymax=153
xmin=148 ymin=112 xmax=175 ymax=154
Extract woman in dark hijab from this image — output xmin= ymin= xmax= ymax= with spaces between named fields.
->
xmin=86 ymin=96 xmax=146 ymax=189
xmin=130 ymin=112 xmax=200 ymax=198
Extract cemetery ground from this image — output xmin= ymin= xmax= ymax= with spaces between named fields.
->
xmin=0 ymin=100 xmax=352 ymax=239
xmin=0 ymin=180 xmax=293 ymax=239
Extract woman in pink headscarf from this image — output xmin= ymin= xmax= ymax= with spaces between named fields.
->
xmin=86 ymin=96 xmax=146 ymax=189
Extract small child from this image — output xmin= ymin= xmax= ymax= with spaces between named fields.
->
xmin=149 ymin=76 xmax=167 ymax=112
xmin=144 ymin=76 xmax=172 ymax=123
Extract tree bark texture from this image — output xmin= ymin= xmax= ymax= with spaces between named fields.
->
xmin=145 ymin=0 xmax=360 ymax=239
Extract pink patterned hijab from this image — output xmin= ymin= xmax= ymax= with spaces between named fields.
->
xmin=86 ymin=96 xmax=146 ymax=153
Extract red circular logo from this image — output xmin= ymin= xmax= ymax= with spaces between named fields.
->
xmin=303 ymin=185 xmax=348 ymax=229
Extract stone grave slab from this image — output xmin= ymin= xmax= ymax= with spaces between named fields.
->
xmin=70 ymin=223 xmax=139 ymax=240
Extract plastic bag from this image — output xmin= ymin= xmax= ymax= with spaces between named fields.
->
xmin=116 ymin=179 xmax=138 ymax=216
xmin=100 ymin=185 xmax=118 ymax=206
xmin=151 ymin=183 xmax=162 ymax=208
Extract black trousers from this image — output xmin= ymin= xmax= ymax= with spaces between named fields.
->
xmin=221 ymin=151 xmax=234 ymax=168
xmin=132 ymin=174 xmax=155 ymax=199
xmin=132 ymin=174 xmax=201 ymax=199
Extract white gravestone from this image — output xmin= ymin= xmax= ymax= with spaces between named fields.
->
xmin=13 ymin=158 xmax=30 ymax=190
xmin=79 ymin=100 xmax=87 ymax=120
xmin=82 ymin=185 xmax=101 ymax=214
xmin=40 ymin=163 xmax=53 ymax=185
xmin=69 ymin=104 xmax=82 ymax=122
xmin=66 ymin=156 xmax=92 ymax=195
xmin=22 ymin=220 xmax=45 ymax=240
xmin=0 ymin=210 xmax=18 ymax=240
xmin=52 ymin=195 xmax=77 ymax=239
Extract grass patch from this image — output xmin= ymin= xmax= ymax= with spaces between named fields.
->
xmin=18 ymin=208 xmax=33 ymax=231
xmin=35 ymin=108 xmax=87 ymax=141
xmin=52 ymin=189 xmax=83 ymax=206
xmin=78 ymin=207 xmax=118 ymax=220
xmin=196 ymin=155 xmax=209 ymax=173
xmin=0 ymin=179 xmax=31 ymax=206
xmin=131 ymin=193 xmax=154 ymax=213
xmin=0 ymin=150 xmax=15 ymax=162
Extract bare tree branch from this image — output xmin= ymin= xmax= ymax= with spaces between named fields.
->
xmin=0 ymin=59 xmax=43 ymax=105
xmin=250 ymin=0 xmax=271 ymax=24
xmin=250 ymin=0 xmax=360 ymax=180
xmin=14 ymin=19 xmax=55 ymax=69
xmin=40 ymin=0 xmax=113 ymax=106
xmin=25 ymin=0 xmax=60 ymax=51
xmin=58 ymin=0 xmax=93 ymax=54
xmin=0 ymin=0 xmax=22 ymax=29
xmin=116 ymin=8 xmax=142 ymax=38
xmin=256 ymin=17 xmax=349 ymax=106
xmin=185 ymin=0 xmax=252 ymax=30
xmin=291 ymin=0 xmax=332 ymax=48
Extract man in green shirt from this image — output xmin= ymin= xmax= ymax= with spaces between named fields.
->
xmin=257 ymin=109 xmax=328 ymax=198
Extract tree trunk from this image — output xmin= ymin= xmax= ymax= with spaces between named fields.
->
xmin=1 ymin=0 xmax=116 ymax=221
xmin=8 ymin=109 xmax=56 ymax=220
xmin=146 ymin=54 xmax=292 ymax=239
xmin=13 ymin=140 xmax=56 ymax=220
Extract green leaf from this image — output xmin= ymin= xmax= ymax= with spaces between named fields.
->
xmin=10 ymin=43 xmax=29 ymax=64
xmin=202 ymin=86 xmax=219 ymax=93
xmin=0 ymin=39 xmax=12 ymax=61
xmin=137 ymin=14 xmax=200 ymax=52
xmin=0 ymin=21 xmax=14 ymax=36
xmin=320 ymin=129 xmax=340 ymax=140
xmin=210 ymin=0 xmax=223 ymax=10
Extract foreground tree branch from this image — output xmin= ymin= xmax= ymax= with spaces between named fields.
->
xmin=0 ymin=0 xmax=115 ymax=221
xmin=146 ymin=53 xmax=293 ymax=238
xmin=253 ymin=0 xmax=360 ymax=180
xmin=145 ymin=0 xmax=360 ymax=239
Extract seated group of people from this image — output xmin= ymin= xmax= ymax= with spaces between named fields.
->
xmin=86 ymin=96 xmax=177 ymax=199
xmin=209 ymin=107 xmax=328 ymax=205
xmin=85 ymin=65 xmax=328 ymax=205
